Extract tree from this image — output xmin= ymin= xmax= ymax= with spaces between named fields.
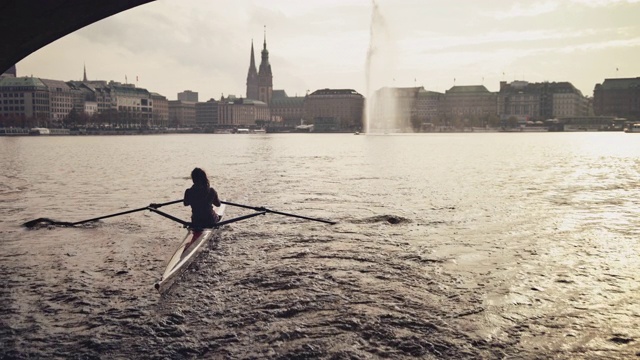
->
xmin=64 ymin=108 xmax=80 ymax=128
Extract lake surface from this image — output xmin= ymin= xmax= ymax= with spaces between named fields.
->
xmin=1 ymin=133 xmax=639 ymax=359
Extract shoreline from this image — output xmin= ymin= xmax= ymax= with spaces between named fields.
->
xmin=0 ymin=127 xmax=628 ymax=136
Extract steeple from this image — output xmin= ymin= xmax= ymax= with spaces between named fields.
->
xmin=83 ymin=63 xmax=87 ymax=82
xmin=257 ymin=25 xmax=273 ymax=105
xmin=260 ymin=25 xmax=270 ymax=65
xmin=249 ymin=40 xmax=257 ymax=72
xmin=246 ymin=40 xmax=259 ymax=100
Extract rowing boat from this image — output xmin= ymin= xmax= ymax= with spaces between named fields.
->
xmin=22 ymin=198 xmax=334 ymax=291
xmin=154 ymin=204 xmax=227 ymax=292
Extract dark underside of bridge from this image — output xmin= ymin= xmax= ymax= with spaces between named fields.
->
xmin=0 ymin=0 xmax=155 ymax=75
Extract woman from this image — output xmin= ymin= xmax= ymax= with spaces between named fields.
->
xmin=184 ymin=167 xmax=221 ymax=229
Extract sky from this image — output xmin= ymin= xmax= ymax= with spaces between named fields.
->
xmin=16 ymin=0 xmax=640 ymax=101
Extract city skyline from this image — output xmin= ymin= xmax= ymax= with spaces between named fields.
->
xmin=14 ymin=0 xmax=640 ymax=101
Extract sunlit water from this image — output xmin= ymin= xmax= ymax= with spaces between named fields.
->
xmin=1 ymin=133 xmax=639 ymax=359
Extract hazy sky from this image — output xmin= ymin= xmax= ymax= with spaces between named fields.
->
xmin=16 ymin=0 xmax=640 ymax=101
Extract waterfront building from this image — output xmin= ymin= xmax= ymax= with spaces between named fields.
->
xmin=168 ymin=100 xmax=196 ymax=127
xmin=0 ymin=76 xmax=50 ymax=125
xmin=593 ymin=77 xmax=640 ymax=121
xmin=370 ymin=86 xmax=442 ymax=131
xmin=109 ymin=82 xmax=153 ymax=127
xmin=218 ymin=95 xmax=269 ymax=127
xmin=270 ymin=90 xmax=304 ymax=126
xmin=79 ymin=81 xmax=113 ymax=114
xmin=178 ymin=90 xmax=198 ymax=102
xmin=83 ymin=101 xmax=98 ymax=116
xmin=195 ymin=98 xmax=219 ymax=128
xmin=303 ymin=89 xmax=364 ymax=131
xmin=415 ymin=89 xmax=444 ymax=126
xmin=443 ymin=85 xmax=498 ymax=127
xmin=497 ymin=81 xmax=540 ymax=121
xmin=150 ymin=92 xmax=169 ymax=127
xmin=498 ymin=81 xmax=589 ymax=122
xmin=553 ymin=90 xmax=589 ymax=118
xmin=40 ymin=79 xmax=74 ymax=122
xmin=67 ymin=81 xmax=96 ymax=115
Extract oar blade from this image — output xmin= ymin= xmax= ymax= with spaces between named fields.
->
xmin=22 ymin=199 xmax=184 ymax=229
xmin=22 ymin=218 xmax=73 ymax=229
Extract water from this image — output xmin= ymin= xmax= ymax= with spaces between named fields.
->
xmin=1 ymin=133 xmax=639 ymax=359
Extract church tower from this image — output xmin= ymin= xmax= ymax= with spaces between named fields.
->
xmin=246 ymin=40 xmax=259 ymax=100
xmin=257 ymin=27 xmax=273 ymax=105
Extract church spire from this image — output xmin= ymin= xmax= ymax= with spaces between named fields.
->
xmin=249 ymin=40 xmax=256 ymax=71
xmin=257 ymin=25 xmax=273 ymax=105
xmin=246 ymin=40 xmax=259 ymax=100
xmin=83 ymin=63 xmax=87 ymax=82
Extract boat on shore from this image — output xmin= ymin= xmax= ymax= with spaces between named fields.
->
xmin=625 ymin=123 xmax=640 ymax=133
xmin=154 ymin=204 xmax=227 ymax=292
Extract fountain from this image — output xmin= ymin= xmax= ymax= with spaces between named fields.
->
xmin=365 ymin=0 xmax=403 ymax=134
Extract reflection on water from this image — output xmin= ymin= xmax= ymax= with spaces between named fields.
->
xmin=1 ymin=133 xmax=639 ymax=358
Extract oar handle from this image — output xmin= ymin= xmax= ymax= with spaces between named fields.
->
xmin=220 ymin=201 xmax=259 ymax=211
xmin=149 ymin=199 xmax=183 ymax=208
xmin=147 ymin=207 xmax=190 ymax=227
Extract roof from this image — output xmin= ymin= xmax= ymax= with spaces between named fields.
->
xmin=446 ymin=85 xmax=491 ymax=94
xmin=309 ymin=88 xmax=363 ymax=97
xmin=272 ymin=89 xmax=288 ymax=99
xmin=271 ymin=96 xmax=304 ymax=107
xmin=0 ymin=76 xmax=47 ymax=89
xmin=598 ymin=77 xmax=640 ymax=90
xmin=40 ymin=78 xmax=71 ymax=90
xmin=500 ymin=81 xmax=583 ymax=96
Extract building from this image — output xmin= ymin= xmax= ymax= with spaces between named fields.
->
xmin=270 ymin=90 xmax=304 ymax=126
xmin=150 ymin=92 xmax=169 ymax=127
xmin=594 ymin=77 xmax=640 ymax=121
xmin=40 ymin=79 xmax=75 ymax=122
xmin=443 ymin=85 xmax=498 ymax=127
xmin=178 ymin=90 xmax=198 ymax=102
xmin=498 ymin=81 xmax=590 ymax=122
xmin=218 ymin=95 xmax=269 ymax=127
xmin=195 ymin=98 xmax=219 ymax=128
xmin=246 ymin=32 xmax=273 ymax=105
xmin=369 ymin=86 xmax=442 ymax=131
xmin=109 ymin=82 xmax=153 ymax=127
xmin=0 ymin=76 xmax=50 ymax=125
xmin=497 ymin=81 xmax=540 ymax=121
xmin=168 ymin=100 xmax=196 ymax=127
xmin=304 ymin=89 xmax=364 ymax=131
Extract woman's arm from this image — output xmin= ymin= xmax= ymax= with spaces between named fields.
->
xmin=183 ymin=189 xmax=191 ymax=206
xmin=210 ymin=188 xmax=221 ymax=207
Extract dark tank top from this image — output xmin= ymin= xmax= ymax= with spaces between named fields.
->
xmin=184 ymin=186 xmax=219 ymax=228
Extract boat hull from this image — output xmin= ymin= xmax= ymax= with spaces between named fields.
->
xmin=155 ymin=204 xmax=226 ymax=292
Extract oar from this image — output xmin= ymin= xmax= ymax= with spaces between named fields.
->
xmin=221 ymin=200 xmax=336 ymax=225
xmin=22 ymin=199 xmax=183 ymax=228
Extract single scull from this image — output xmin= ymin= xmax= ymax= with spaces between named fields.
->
xmin=154 ymin=204 xmax=227 ymax=292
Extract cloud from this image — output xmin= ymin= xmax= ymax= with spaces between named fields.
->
xmin=569 ymin=0 xmax=640 ymax=6
xmin=487 ymin=1 xmax=559 ymax=19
